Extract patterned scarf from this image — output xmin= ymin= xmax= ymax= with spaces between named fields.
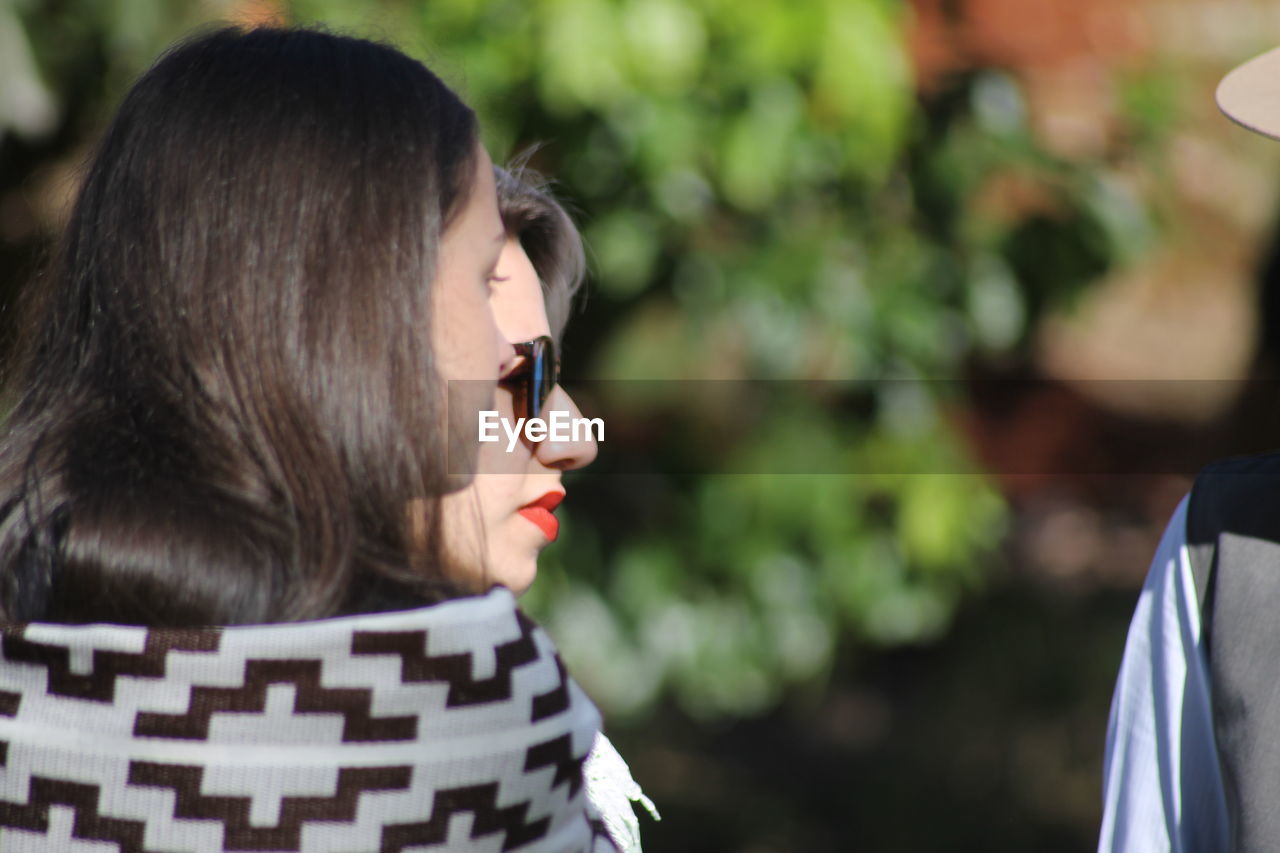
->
xmin=0 ymin=587 xmax=617 ymax=852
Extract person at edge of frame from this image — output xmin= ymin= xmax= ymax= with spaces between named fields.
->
xmin=0 ymin=25 xmax=619 ymax=853
xmin=1099 ymin=46 xmax=1280 ymax=853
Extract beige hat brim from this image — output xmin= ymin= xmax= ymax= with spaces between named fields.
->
xmin=1218 ymin=46 xmax=1280 ymax=140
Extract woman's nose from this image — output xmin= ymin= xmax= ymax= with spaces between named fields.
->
xmin=534 ymin=385 xmax=598 ymax=471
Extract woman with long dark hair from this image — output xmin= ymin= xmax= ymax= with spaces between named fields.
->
xmin=0 ymin=26 xmax=615 ymax=852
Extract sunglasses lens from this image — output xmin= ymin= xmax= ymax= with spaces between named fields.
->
xmin=527 ymin=337 xmax=556 ymax=420
xmin=501 ymin=337 xmax=558 ymax=422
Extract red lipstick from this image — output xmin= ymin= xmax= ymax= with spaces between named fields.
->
xmin=518 ymin=491 xmax=564 ymax=542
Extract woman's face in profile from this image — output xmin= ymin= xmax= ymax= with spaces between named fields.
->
xmin=431 ymin=148 xmax=515 ymax=485
xmin=442 ymin=238 xmax=597 ymax=594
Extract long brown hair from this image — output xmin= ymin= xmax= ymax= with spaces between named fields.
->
xmin=0 ymin=26 xmax=481 ymax=625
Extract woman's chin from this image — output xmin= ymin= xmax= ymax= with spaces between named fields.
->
xmin=489 ymin=552 xmax=538 ymax=597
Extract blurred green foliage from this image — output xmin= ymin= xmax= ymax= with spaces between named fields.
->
xmin=2 ymin=0 xmax=1155 ymax=721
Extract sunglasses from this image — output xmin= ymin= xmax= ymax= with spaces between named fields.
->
xmin=499 ymin=336 xmax=559 ymax=422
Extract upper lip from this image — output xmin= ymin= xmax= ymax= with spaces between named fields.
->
xmin=521 ymin=491 xmax=564 ymax=512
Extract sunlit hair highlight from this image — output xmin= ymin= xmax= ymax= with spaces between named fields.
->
xmin=494 ymin=160 xmax=587 ymax=343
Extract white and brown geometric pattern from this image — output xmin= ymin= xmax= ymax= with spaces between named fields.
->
xmin=0 ymin=587 xmax=618 ymax=851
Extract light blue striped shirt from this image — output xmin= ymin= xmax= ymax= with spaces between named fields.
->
xmin=1098 ymin=495 xmax=1229 ymax=851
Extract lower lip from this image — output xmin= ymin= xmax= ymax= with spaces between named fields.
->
xmin=518 ymin=507 xmax=559 ymax=541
